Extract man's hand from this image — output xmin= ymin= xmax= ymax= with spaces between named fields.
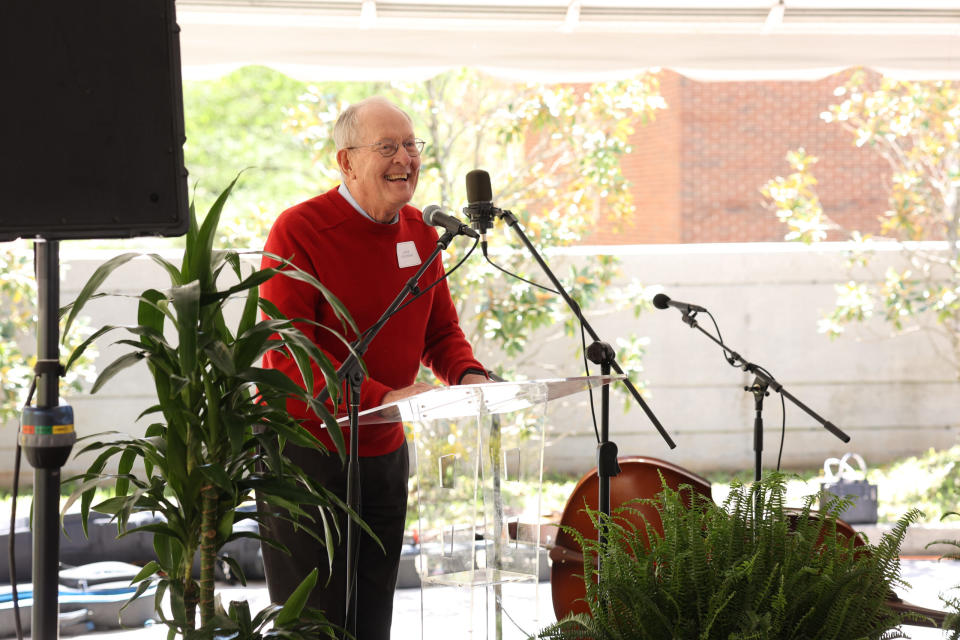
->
xmin=381 ymin=382 xmax=437 ymax=404
xmin=381 ymin=374 xmax=489 ymax=407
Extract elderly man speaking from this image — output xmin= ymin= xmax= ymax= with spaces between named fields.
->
xmin=259 ymin=96 xmax=488 ymax=639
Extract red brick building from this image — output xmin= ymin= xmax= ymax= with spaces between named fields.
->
xmin=596 ymin=68 xmax=891 ymax=245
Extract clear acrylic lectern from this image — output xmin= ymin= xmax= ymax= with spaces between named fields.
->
xmin=347 ymin=375 xmax=622 ymax=639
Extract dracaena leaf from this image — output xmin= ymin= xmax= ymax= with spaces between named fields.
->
xmin=91 ymin=351 xmax=147 ymax=393
xmin=62 ymin=252 xmax=141 ymax=340
xmin=275 ymin=569 xmax=318 ymax=627
xmin=168 ymin=281 xmax=201 ymax=375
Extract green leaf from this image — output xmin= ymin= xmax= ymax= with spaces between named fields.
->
xmin=163 ymin=423 xmax=189 ymax=499
xmin=154 ymin=533 xmax=173 ymax=571
xmin=168 ymin=280 xmax=201 ymax=376
xmin=278 ymin=325 xmax=344 ymax=406
xmin=91 ymin=351 xmax=147 ymax=393
xmin=115 ymin=449 xmax=138 ymax=498
xmin=204 ymin=340 xmax=235 ymax=376
xmin=190 ymin=175 xmax=239 ymax=289
xmin=64 ymin=324 xmax=121 ymax=371
xmin=211 ymin=302 xmax=234 ymax=345
xmin=275 ymin=568 xmax=318 ymax=626
xmin=120 ymin=579 xmax=158 ymax=616
xmin=125 ymin=522 xmax=185 ymax=542
xmin=219 ymin=555 xmax=247 ymax=587
xmin=216 ymin=509 xmax=234 ymax=546
xmin=199 ymin=463 xmax=234 ymax=495
xmin=132 ymin=561 xmax=162 ymax=584
xmin=92 ymin=495 xmax=136 ymax=516
xmin=167 ymin=580 xmax=189 ymax=631
xmin=233 ymin=323 xmax=281 ymax=372
xmin=182 ymin=198 xmax=199 ymax=285
xmin=63 ymin=472 xmax=119 ymax=537
xmin=257 ymin=297 xmax=286 ymax=322
xmin=62 ymin=252 xmax=140 ymax=340
xmin=237 ymin=270 xmax=261 ymax=339
xmin=145 ymin=254 xmax=183 ymax=286
xmin=199 ymin=267 xmax=277 ymax=305
xmin=138 ymin=289 xmax=168 ymax=342
xmin=238 ymin=367 xmax=313 ymax=400
xmin=244 ymin=475 xmax=331 ymax=509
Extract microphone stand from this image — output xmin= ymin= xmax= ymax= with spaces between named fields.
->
xmin=492 ymin=209 xmax=676 ymax=528
xmin=314 ymin=227 xmax=460 ymax=639
xmin=671 ymin=309 xmax=850 ymax=482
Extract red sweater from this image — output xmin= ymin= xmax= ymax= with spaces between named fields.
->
xmin=260 ymin=187 xmax=484 ymax=456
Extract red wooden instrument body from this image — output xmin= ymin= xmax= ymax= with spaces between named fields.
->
xmin=549 ymin=456 xmax=712 ymax=619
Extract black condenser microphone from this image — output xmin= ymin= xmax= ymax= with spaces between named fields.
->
xmin=463 ymin=169 xmax=499 ymax=238
xmin=652 ymin=293 xmax=708 ymax=314
xmin=422 ymin=204 xmax=479 ymax=239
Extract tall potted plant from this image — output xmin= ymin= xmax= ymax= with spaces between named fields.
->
xmin=62 ymin=178 xmax=360 ymax=636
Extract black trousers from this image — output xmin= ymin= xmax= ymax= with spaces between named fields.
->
xmin=258 ymin=439 xmax=409 ymax=640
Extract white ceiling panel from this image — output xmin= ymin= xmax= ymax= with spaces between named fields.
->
xmin=177 ymin=1 xmax=960 ymax=81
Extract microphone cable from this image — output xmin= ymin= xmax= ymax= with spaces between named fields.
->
xmin=482 ymin=244 xmax=605 ymax=444
xmin=578 ymin=316 xmax=602 ymax=445
xmin=748 ymin=361 xmax=787 ymax=473
xmin=776 ymin=389 xmax=787 ymax=472
xmin=9 ymin=374 xmax=38 ymax=640
xmin=479 ymin=241 xmax=560 ymax=297
xmin=693 ymin=308 xmax=787 ymax=473
xmin=465 ymin=169 xmax=620 ymax=446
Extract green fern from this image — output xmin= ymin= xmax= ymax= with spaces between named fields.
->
xmin=537 ymin=473 xmax=925 ymax=640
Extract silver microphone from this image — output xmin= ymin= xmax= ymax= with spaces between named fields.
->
xmin=422 ymin=204 xmax=479 ymax=239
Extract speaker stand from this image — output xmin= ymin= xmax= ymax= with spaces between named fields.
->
xmin=19 ymin=240 xmax=76 ymax=640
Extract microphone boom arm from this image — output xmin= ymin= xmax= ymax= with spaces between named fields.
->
xmin=497 ymin=209 xmax=676 ymax=449
xmin=679 ymin=310 xmax=850 ymax=444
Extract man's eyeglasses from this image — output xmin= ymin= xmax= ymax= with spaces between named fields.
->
xmin=345 ymin=139 xmax=426 ymax=157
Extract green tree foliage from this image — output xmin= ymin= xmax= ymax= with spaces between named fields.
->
xmin=538 ymin=474 xmax=923 ymax=639
xmin=0 ymin=244 xmax=36 ymax=423
xmin=762 ymin=71 xmax=960 ymax=373
xmin=869 ymin=445 xmax=960 ymax=524
xmin=183 ymin=66 xmax=321 ymax=248
xmin=0 ymin=241 xmax=97 ymax=425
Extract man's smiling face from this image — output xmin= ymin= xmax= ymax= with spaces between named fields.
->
xmin=338 ymin=101 xmax=421 ymax=222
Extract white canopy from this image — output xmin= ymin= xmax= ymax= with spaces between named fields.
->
xmin=177 ymin=0 xmax=960 ymax=82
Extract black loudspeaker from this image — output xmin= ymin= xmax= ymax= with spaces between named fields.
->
xmin=0 ymin=0 xmax=189 ymax=241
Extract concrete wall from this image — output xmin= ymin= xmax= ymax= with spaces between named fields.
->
xmin=2 ymin=242 xmax=957 ymax=486
xmin=534 ymin=242 xmax=958 ymax=478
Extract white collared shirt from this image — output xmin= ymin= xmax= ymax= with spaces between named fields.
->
xmin=338 ymin=183 xmax=399 ymax=225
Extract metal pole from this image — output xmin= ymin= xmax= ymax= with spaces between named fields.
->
xmin=21 ymin=240 xmax=76 ymax=640
xmin=35 ymin=240 xmax=60 ymax=640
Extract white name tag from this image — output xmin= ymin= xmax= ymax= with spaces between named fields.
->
xmin=396 ymin=241 xmax=421 ymax=268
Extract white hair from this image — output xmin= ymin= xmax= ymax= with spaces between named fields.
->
xmin=332 ymin=96 xmax=413 ymax=150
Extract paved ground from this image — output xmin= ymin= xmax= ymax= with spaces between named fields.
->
xmin=4 ymin=557 xmax=956 ymax=640
xmin=896 ymin=558 xmax=960 ymax=640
